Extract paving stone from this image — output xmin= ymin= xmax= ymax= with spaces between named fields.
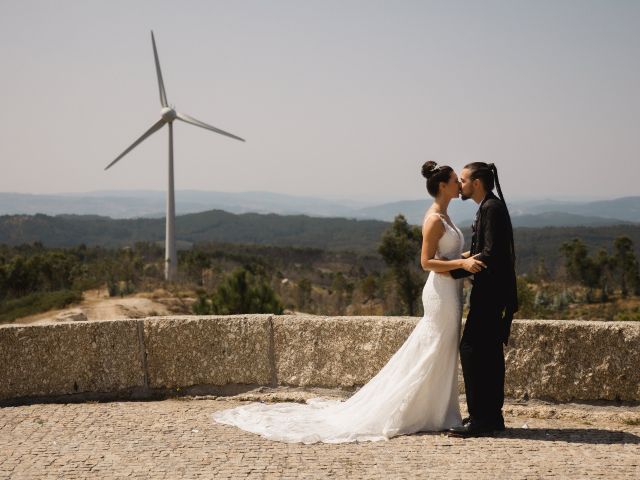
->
xmin=0 ymin=397 xmax=638 ymax=479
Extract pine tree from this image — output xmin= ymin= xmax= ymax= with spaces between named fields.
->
xmin=378 ymin=215 xmax=423 ymax=315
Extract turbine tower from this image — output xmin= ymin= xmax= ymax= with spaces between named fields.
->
xmin=105 ymin=31 xmax=245 ymax=282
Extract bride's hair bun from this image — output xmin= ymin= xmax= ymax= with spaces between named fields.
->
xmin=421 ymin=160 xmax=454 ymax=197
xmin=421 ymin=161 xmax=439 ymax=179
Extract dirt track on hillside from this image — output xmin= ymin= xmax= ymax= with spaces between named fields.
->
xmin=13 ymin=288 xmax=191 ymax=325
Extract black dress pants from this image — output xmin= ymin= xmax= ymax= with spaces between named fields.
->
xmin=460 ymin=303 xmax=505 ymax=426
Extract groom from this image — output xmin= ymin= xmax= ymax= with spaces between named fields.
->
xmin=447 ymin=162 xmax=518 ymax=437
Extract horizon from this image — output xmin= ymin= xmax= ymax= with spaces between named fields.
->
xmin=0 ymin=188 xmax=633 ymax=206
xmin=2 ymin=189 xmax=640 ymax=228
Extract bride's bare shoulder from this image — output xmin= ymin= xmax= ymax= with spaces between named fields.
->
xmin=422 ymin=212 xmax=445 ymax=235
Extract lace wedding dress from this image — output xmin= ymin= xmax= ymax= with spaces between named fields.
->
xmin=212 ymin=213 xmax=464 ymax=443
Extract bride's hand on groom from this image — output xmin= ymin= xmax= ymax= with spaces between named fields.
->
xmin=461 ymin=254 xmax=486 ymax=273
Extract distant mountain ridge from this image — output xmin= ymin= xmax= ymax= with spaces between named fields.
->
xmin=0 ymin=191 xmax=366 ymax=220
xmin=0 ymin=210 xmax=388 ymax=252
xmin=0 ymin=191 xmax=638 ymax=227
xmin=510 ymin=212 xmax=633 ymax=228
xmin=520 ymin=196 xmax=640 ymax=222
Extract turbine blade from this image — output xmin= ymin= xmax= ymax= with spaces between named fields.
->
xmin=175 ymin=112 xmax=245 ymax=142
xmin=151 ymin=31 xmax=168 ymax=107
xmin=104 ymin=119 xmax=166 ymax=170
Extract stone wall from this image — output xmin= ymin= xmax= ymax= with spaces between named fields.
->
xmin=1 ymin=315 xmax=638 ymax=404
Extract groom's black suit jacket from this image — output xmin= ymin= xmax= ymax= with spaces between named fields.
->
xmin=450 ymin=191 xmax=518 ymax=344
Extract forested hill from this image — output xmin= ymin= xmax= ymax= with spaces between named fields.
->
xmin=513 ymin=225 xmax=640 ymax=274
xmin=0 ymin=210 xmax=389 ymax=252
xmin=1 ymin=211 xmax=639 ymax=275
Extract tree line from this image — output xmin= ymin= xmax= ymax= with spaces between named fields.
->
xmin=1 ymin=216 xmax=639 ymax=322
xmin=375 ymin=215 xmax=640 ymax=321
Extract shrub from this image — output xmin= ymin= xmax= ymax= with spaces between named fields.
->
xmin=0 ymin=290 xmax=83 ymax=324
xmin=193 ymin=268 xmax=283 ymax=315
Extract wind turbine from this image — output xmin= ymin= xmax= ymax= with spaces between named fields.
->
xmin=105 ymin=31 xmax=245 ymax=282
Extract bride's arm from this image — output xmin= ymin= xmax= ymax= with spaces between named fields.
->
xmin=420 ymin=216 xmax=486 ymax=273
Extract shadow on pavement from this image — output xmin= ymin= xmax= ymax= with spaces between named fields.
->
xmin=495 ymin=427 xmax=640 ymax=445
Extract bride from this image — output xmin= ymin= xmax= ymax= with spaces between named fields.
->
xmin=212 ymin=161 xmax=486 ymax=443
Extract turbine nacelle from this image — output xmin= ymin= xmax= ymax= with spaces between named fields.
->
xmin=161 ymin=107 xmax=177 ymax=122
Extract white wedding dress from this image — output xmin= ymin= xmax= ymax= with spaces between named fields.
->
xmin=212 ymin=213 xmax=464 ymax=443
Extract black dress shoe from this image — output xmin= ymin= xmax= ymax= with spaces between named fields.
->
xmin=448 ymin=422 xmax=495 ymax=437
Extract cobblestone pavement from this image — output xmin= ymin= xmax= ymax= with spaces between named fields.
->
xmin=1 ymin=394 xmax=639 ymax=479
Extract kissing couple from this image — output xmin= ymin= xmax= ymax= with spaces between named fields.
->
xmin=213 ymin=161 xmax=519 ymax=442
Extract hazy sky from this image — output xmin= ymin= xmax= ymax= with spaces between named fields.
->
xmin=1 ymin=0 xmax=638 ymax=203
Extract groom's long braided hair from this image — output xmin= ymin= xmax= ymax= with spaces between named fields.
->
xmin=465 ymin=162 xmax=516 ymax=270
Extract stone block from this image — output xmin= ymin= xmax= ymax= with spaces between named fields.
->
xmin=273 ymin=315 xmax=416 ymax=388
xmin=143 ymin=315 xmax=273 ymax=389
xmin=505 ymin=320 xmax=640 ymax=402
xmin=0 ymin=319 xmax=143 ymax=400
